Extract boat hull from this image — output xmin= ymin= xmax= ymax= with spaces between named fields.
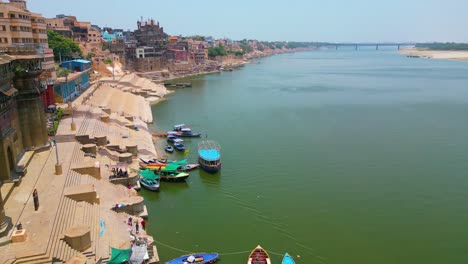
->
xmin=159 ymin=173 xmax=189 ymax=182
xmin=178 ymin=164 xmax=200 ymax=172
xmin=199 ymin=162 xmax=221 ymax=173
xmin=247 ymin=245 xmax=271 ymax=264
xmin=139 ymin=179 xmax=160 ymax=191
xmin=282 ymin=253 xmax=295 ymax=264
xmin=177 ymin=133 xmax=201 ymax=137
xmin=166 ymin=253 xmax=218 ymax=264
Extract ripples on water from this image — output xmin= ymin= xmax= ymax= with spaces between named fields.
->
xmin=147 ymin=50 xmax=468 ymax=263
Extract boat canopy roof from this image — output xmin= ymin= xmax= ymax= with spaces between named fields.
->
xmin=170 ymin=159 xmax=187 ymax=166
xmin=181 ymin=128 xmax=191 ymax=132
xmin=167 ymin=131 xmax=179 ymax=135
xmin=199 ymin=149 xmax=220 ymax=161
xmin=139 ymin=169 xmax=159 ymax=180
xmin=161 ymin=164 xmax=179 ymax=172
xmin=173 ymin=124 xmax=185 ymax=129
xmin=173 ymin=138 xmax=184 ymax=143
xmin=109 ymin=247 xmax=131 ymax=264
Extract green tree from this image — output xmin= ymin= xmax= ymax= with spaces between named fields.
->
xmin=240 ymin=43 xmax=253 ymax=53
xmin=191 ymin=35 xmax=205 ymax=41
xmin=56 ymin=67 xmax=72 ymax=78
xmin=47 ymin=30 xmax=82 ymax=62
xmin=208 ymin=44 xmax=228 ymax=58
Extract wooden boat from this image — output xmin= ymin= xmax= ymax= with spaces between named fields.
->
xmin=139 ymin=178 xmax=160 ymax=191
xmin=167 ymin=135 xmax=178 ymax=143
xmin=178 ymin=164 xmax=200 ymax=172
xmin=139 ymin=157 xmax=156 ymax=164
xmin=282 ymin=253 xmax=295 ymax=264
xmin=138 ymin=169 xmax=160 ymax=191
xmin=140 ymin=162 xmax=166 ymax=170
xmin=247 ymin=245 xmax=271 ymax=264
xmin=166 ymin=252 xmax=218 ymax=264
xmin=165 ymin=145 xmax=174 ymax=153
xmin=198 ymin=140 xmax=221 ymax=173
xmin=173 ymin=139 xmax=186 ymax=151
xmin=158 ymin=164 xmax=190 ymax=182
xmin=171 ymin=125 xmax=202 ymax=137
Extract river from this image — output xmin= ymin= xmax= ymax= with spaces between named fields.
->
xmin=144 ymin=48 xmax=468 ymax=263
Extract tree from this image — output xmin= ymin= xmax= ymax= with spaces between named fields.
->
xmin=240 ymin=43 xmax=253 ymax=54
xmin=191 ymin=35 xmax=205 ymax=41
xmin=56 ymin=67 xmax=72 ymax=78
xmin=47 ymin=30 xmax=82 ymax=62
xmin=208 ymin=44 xmax=228 ymax=58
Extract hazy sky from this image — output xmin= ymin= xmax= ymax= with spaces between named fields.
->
xmin=28 ymin=0 xmax=468 ymax=42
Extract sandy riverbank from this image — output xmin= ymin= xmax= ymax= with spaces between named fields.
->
xmin=399 ymin=48 xmax=468 ymax=61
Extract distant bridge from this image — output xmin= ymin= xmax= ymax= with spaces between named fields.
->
xmin=324 ymin=43 xmax=417 ymax=50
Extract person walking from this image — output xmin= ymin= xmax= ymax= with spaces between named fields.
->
xmin=135 ymin=221 xmax=140 ymax=234
xmin=141 ymin=219 xmax=146 ymax=230
xmin=128 ymin=217 xmax=133 ymax=226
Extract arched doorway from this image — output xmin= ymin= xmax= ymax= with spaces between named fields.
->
xmin=7 ymin=147 xmax=14 ymax=172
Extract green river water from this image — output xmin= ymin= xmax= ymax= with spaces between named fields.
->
xmin=143 ymin=48 xmax=468 ymax=263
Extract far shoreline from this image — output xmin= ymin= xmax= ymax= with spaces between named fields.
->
xmin=399 ymin=47 xmax=468 ymax=61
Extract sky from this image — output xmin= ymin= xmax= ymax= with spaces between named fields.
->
xmin=28 ymin=0 xmax=468 ymax=43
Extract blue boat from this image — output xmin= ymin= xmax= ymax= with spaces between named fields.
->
xmin=166 ymin=253 xmax=219 ymax=264
xmin=282 ymin=253 xmax=295 ymax=264
xmin=173 ymin=139 xmax=186 ymax=151
xmin=167 ymin=135 xmax=178 ymax=143
xmin=171 ymin=125 xmax=202 ymax=137
xmin=164 ymin=145 xmax=174 ymax=153
xmin=198 ymin=140 xmax=221 ymax=173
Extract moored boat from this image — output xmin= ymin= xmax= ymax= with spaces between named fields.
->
xmin=173 ymin=139 xmax=186 ymax=151
xmin=198 ymin=140 xmax=221 ymax=173
xmin=158 ymin=164 xmax=190 ymax=182
xmin=167 ymin=135 xmax=178 ymax=143
xmin=166 ymin=252 xmax=219 ymax=264
xmin=137 ymin=169 xmax=160 ymax=191
xmin=282 ymin=253 xmax=295 ymax=264
xmin=140 ymin=162 xmax=166 ymax=170
xmin=247 ymin=245 xmax=271 ymax=264
xmin=171 ymin=125 xmax=202 ymax=137
xmin=178 ymin=164 xmax=200 ymax=171
xmin=165 ymin=145 xmax=174 ymax=153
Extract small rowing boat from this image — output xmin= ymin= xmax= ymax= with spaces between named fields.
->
xmin=247 ymin=245 xmax=270 ymax=264
xmin=137 ymin=169 xmax=160 ymax=192
xmin=165 ymin=145 xmax=174 ymax=153
xmin=178 ymin=164 xmax=199 ymax=171
xmin=166 ymin=252 xmax=218 ymax=264
xmin=282 ymin=253 xmax=295 ymax=264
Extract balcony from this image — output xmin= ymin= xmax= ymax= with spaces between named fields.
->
xmin=0 ymin=45 xmax=45 ymax=56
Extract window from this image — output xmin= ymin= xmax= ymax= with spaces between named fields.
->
xmin=10 ymin=13 xmax=15 ymax=19
xmin=1 ymin=26 xmax=5 ymax=31
xmin=0 ymin=13 xmax=3 ymax=18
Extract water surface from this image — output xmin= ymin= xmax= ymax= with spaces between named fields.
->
xmin=146 ymin=49 xmax=468 ymax=263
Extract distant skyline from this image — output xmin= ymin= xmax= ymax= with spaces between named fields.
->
xmin=28 ymin=0 xmax=468 ymax=42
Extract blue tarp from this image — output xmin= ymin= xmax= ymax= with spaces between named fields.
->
xmin=198 ymin=149 xmax=220 ymax=161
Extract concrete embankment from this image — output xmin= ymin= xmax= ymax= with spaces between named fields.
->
xmin=0 ymin=75 xmax=167 ymax=263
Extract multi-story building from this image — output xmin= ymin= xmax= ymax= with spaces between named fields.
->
xmin=46 ymin=14 xmax=91 ymax=43
xmin=134 ymin=18 xmax=167 ymax=50
xmin=0 ymin=0 xmax=55 ymax=87
xmin=0 ymin=46 xmax=49 ymax=182
xmin=166 ymin=48 xmax=188 ymax=62
xmin=87 ymin=25 xmax=101 ymax=43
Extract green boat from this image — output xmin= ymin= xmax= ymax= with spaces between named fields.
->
xmin=138 ymin=169 xmax=160 ymax=191
xmin=157 ymin=164 xmax=190 ymax=182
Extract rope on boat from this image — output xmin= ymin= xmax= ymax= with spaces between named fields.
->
xmin=154 ymin=239 xmax=327 ymax=263
xmin=153 ymin=240 xmax=192 ymax=254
